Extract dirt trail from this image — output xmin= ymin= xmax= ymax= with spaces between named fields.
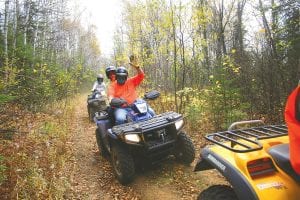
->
xmin=66 ymin=94 xmax=226 ymax=200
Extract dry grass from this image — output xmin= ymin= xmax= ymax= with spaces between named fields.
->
xmin=0 ymin=96 xmax=79 ymax=199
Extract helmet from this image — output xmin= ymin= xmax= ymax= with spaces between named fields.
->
xmin=97 ymin=74 xmax=104 ymax=83
xmin=105 ymin=66 xmax=116 ymax=79
xmin=116 ymin=66 xmax=128 ymax=85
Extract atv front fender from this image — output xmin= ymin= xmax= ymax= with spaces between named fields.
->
xmin=107 ymin=129 xmax=118 ymax=139
xmin=195 ymin=148 xmax=259 ymax=200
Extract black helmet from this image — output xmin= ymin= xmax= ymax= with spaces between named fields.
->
xmin=97 ymin=74 xmax=104 ymax=83
xmin=105 ymin=66 xmax=116 ymax=79
xmin=116 ymin=66 xmax=128 ymax=85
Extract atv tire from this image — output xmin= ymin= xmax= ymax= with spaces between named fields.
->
xmin=198 ymin=185 xmax=238 ymax=200
xmin=95 ymin=129 xmax=108 ymax=157
xmin=88 ymin=107 xmax=94 ymax=122
xmin=175 ymin=131 xmax=195 ymax=164
xmin=111 ymin=143 xmax=135 ymax=185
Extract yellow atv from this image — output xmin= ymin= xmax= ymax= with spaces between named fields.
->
xmin=194 ymin=120 xmax=300 ymax=200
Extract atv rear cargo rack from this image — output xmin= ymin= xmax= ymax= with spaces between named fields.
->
xmin=205 ymin=124 xmax=288 ymax=153
xmin=112 ymin=111 xmax=182 ymax=135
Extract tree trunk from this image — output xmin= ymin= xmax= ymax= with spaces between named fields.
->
xmin=170 ymin=1 xmax=178 ymax=112
xmin=219 ymin=0 xmax=227 ymax=56
xmin=13 ymin=0 xmax=19 ymax=56
xmin=4 ymin=0 xmax=9 ymax=66
xmin=235 ymin=0 xmax=246 ymax=54
xmin=203 ymin=25 xmax=210 ymax=83
xmin=258 ymin=0 xmax=277 ymax=58
xmin=23 ymin=0 xmax=31 ymax=47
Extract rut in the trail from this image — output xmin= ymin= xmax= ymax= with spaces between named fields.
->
xmin=65 ymin=94 xmax=226 ymax=200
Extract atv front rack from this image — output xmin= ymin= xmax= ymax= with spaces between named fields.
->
xmin=205 ymin=125 xmax=288 ymax=153
xmin=112 ymin=111 xmax=182 ymax=136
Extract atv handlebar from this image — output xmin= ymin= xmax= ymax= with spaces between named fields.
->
xmin=110 ymin=98 xmax=128 ymax=108
xmin=228 ymin=120 xmax=264 ymax=131
xmin=109 ymin=90 xmax=160 ymax=108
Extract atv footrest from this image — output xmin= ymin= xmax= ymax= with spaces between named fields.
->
xmin=112 ymin=111 xmax=182 ymax=136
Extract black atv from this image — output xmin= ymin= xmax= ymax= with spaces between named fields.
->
xmin=95 ymin=90 xmax=195 ymax=184
xmin=87 ymin=90 xmax=107 ymax=122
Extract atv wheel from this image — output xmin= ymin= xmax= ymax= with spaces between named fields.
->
xmin=88 ymin=107 xmax=94 ymax=122
xmin=111 ymin=144 xmax=135 ymax=185
xmin=175 ymin=131 xmax=195 ymax=164
xmin=95 ymin=129 xmax=108 ymax=157
xmin=198 ymin=185 xmax=238 ymax=200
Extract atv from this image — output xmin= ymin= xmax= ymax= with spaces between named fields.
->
xmin=194 ymin=120 xmax=300 ymax=200
xmin=95 ymin=90 xmax=195 ymax=184
xmin=87 ymin=89 xmax=107 ymax=122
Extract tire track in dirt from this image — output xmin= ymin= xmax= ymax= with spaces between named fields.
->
xmin=67 ymin=94 xmax=110 ymax=199
xmin=66 ymin=94 xmax=226 ymax=199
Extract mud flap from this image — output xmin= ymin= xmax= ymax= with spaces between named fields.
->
xmin=194 ymin=157 xmax=214 ymax=171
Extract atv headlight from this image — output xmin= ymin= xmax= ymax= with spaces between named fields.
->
xmin=124 ymin=134 xmax=141 ymax=143
xmin=175 ymin=119 xmax=184 ymax=130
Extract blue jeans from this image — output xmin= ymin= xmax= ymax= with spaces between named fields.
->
xmin=114 ymin=107 xmax=131 ymax=125
xmin=114 ymin=106 xmax=156 ymax=125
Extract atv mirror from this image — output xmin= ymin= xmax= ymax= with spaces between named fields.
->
xmin=144 ymin=90 xmax=160 ymax=100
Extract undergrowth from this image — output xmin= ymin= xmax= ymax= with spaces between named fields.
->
xmin=0 ymin=155 xmax=7 ymax=184
xmin=0 ymin=97 xmax=78 ymax=199
xmin=147 ymin=87 xmax=249 ymax=135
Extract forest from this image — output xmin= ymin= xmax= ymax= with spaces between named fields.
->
xmin=0 ymin=0 xmax=299 ymax=199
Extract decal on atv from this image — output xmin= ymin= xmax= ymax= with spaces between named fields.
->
xmin=207 ymin=154 xmax=226 ymax=171
xmin=256 ymin=182 xmax=287 ymax=190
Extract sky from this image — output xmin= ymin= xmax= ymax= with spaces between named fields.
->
xmin=70 ymin=0 xmax=122 ymax=56
xmin=69 ymin=0 xmax=263 ymax=57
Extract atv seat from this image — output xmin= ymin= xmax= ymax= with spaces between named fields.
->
xmin=268 ymin=143 xmax=300 ymax=183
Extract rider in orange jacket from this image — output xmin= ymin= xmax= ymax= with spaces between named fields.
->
xmin=108 ymin=55 xmax=155 ymax=125
xmin=285 ymin=84 xmax=300 ymax=175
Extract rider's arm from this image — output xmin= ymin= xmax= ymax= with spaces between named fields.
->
xmin=134 ymin=66 xmax=143 ymax=74
xmin=130 ymin=63 xmax=145 ymax=86
xmin=91 ymin=81 xmax=97 ymax=91
xmin=101 ymin=82 xmax=107 ymax=92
